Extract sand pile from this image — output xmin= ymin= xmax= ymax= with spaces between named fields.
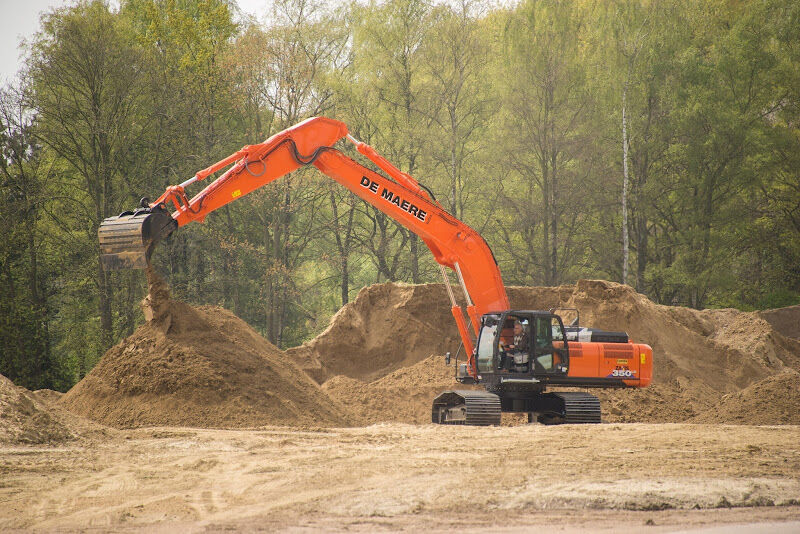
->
xmin=1 ymin=374 xmax=74 ymax=444
xmin=299 ymin=279 xmax=800 ymax=424
xmin=57 ymin=273 xmax=799 ymax=428
xmin=512 ymin=281 xmax=800 ymax=423
xmin=692 ymin=369 xmax=800 ymax=425
xmin=61 ymin=272 xmax=351 ymax=429
xmin=288 ymin=283 xmax=466 ymax=383
xmin=760 ymin=305 xmax=800 ymax=340
xmin=322 ymin=355 xmax=479 ymax=425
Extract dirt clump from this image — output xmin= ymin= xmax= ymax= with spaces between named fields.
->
xmin=0 ymin=374 xmax=73 ymax=444
xmin=60 ymin=284 xmax=351 ymax=429
xmin=692 ymin=369 xmax=800 ymax=425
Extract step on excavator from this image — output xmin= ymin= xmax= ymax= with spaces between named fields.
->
xmin=99 ymin=117 xmax=652 ymax=426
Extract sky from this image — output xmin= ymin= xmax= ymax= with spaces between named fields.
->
xmin=0 ymin=0 xmax=270 ymax=85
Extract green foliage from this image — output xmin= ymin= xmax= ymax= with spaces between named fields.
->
xmin=1 ymin=0 xmax=798 ymax=389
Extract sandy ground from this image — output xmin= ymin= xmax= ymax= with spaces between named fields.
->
xmin=4 ymin=280 xmax=800 ymax=531
xmin=1 ymin=423 xmax=799 ymax=532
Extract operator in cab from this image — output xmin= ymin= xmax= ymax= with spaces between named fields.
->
xmin=500 ymin=319 xmax=531 ymax=372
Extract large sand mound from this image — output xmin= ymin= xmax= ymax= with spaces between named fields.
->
xmin=288 ymin=283 xmax=465 ymax=383
xmin=530 ymin=282 xmax=800 ymax=423
xmin=508 ymin=280 xmax=800 ymax=421
xmin=296 ymin=279 xmax=800 ymax=424
xmin=61 ymin=274 xmax=351 ymax=429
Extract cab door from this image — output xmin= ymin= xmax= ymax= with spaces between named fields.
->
xmin=532 ymin=315 xmax=569 ymax=375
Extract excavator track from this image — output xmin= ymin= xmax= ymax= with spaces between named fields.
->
xmin=536 ymin=392 xmax=601 ymax=425
xmin=431 ymin=390 xmax=501 ymax=426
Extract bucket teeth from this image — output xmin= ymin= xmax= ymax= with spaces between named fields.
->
xmin=98 ymin=206 xmax=177 ymax=270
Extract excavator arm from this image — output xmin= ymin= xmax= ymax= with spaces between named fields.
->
xmin=99 ymin=117 xmax=510 ymax=374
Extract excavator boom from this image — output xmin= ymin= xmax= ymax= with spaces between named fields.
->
xmin=98 ymin=117 xmax=509 ymax=371
xmin=100 ymin=117 xmax=348 ymax=269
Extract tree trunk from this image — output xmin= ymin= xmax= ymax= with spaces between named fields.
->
xmin=635 ymin=213 xmax=648 ymax=291
xmin=410 ymin=234 xmax=420 ymax=283
xmin=550 ymin=151 xmax=559 ymax=285
xmin=622 ymin=85 xmax=630 ymax=286
xmin=97 ymin=257 xmax=112 ymax=358
xmin=340 ymin=258 xmax=349 ymax=306
xmin=541 ymin=159 xmax=553 ymax=285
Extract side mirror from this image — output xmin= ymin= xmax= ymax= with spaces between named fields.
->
xmin=444 ymin=352 xmax=451 ymax=365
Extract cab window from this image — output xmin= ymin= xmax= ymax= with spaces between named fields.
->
xmin=534 ymin=316 xmax=555 ymax=371
xmin=551 ymin=316 xmax=565 ymax=343
xmin=534 ymin=317 xmax=553 ymax=350
xmin=476 ymin=320 xmax=498 ymax=373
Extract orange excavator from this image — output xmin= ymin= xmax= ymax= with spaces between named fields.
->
xmin=99 ymin=117 xmax=652 ymax=425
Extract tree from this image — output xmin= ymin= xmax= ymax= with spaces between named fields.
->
xmin=28 ymin=0 xmax=154 ymax=362
xmin=122 ymin=0 xmax=241 ymax=310
xmin=497 ymin=0 xmax=596 ymax=286
xmin=350 ymin=0 xmax=439 ymax=283
xmin=249 ymin=0 xmax=348 ymax=345
xmin=422 ymin=0 xmax=492 ymax=221
xmin=0 ymin=85 xmax=68 ymax=388
xmin=599 ymin=0 xmax=680 ymax=292
xmin=662 ymin=0 xmax=783 ymax=308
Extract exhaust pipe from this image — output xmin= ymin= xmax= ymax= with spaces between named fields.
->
xmin=98 ymin=200 xmax=178 ymax=270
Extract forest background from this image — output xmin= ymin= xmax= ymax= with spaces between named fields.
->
xmin=1 ymin=0 xmax=798 ymax=390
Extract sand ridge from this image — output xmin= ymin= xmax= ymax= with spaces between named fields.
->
xmin=310 ymin=279 xmax=800 ymax=425
xmin=287 ymin=282 xmax=466 ymax=383
xmin=693 ymin=369 xmax=800 ymax=425
xmin=0 ymin=374 xmax=109 ymax=444
xmin=0 ymin=373 xmax=73 ymax=444
xmin=5 ymin=278 xmax=799 ymax=433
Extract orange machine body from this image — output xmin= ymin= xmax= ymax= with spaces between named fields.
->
xmin=566 ymin=341 xmax=653 ymax=387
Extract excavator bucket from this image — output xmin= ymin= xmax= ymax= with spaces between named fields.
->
xmin=98 ymin=204 xmax=177 ymax=270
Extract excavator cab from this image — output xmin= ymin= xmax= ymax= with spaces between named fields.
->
xmin=438 ymin=310 xmax=596 ymax=426
xmin=474 ymin=311 xmax=569 ymax=378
